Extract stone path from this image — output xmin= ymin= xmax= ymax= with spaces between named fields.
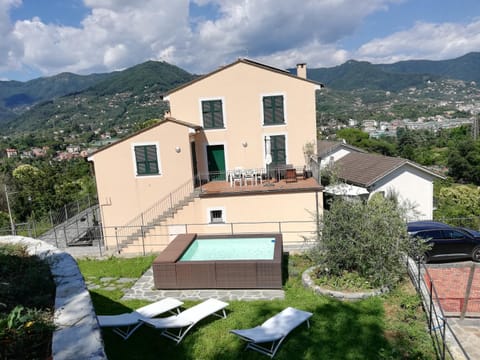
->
xmin=448 ymin=317 xmax=480 ymax=360
xmin=85 ymin=268 xmax=285 ymax=302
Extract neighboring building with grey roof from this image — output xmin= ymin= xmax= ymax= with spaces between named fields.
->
xmin=317 ymin=140 xmax=444 ymax=220
xmin=317 ymin=140 xmax=366 ymax=169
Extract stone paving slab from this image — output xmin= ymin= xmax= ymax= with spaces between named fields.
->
xmin=448 ymin=317 xmax=480 ymax=360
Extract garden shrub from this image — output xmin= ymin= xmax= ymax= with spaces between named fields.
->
xmin=311 ymin=194 xmax=417 ymax=288
xmin=0 ymin=244 xmax=55 ymax=359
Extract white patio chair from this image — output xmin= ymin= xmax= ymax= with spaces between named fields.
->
xmin=97 ymin=297 xmax=184 ymax=340
xmin=232 ymin=167 xmax=243 ymax=187
xmin=255 ymin=168 xmax=264 ymax=185
xmin=140 ymin=298 xmax=229 ymax=344
xmin=230 ymin=307 xmax=313 ymax=358
xmin=244 ymin=168 xmax=256 ymax=186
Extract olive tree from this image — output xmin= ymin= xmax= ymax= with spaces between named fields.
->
xmin=311 ymin=194 xmax=415 ymax=288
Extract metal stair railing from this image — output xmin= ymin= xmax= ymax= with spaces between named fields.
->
xmin=116 ymin=179 xmax=200 ymax=250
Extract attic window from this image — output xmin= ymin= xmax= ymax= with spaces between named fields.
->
xmin=134 ymin=144 xmax=161 ymax=176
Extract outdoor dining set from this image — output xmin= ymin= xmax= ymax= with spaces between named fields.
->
xmin=226 ymin=165 xmax=310 ymax=187
xmin=227 ymin=167 xmax=265 ymax=187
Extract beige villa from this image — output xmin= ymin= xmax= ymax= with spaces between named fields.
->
xmin=88 ymin=59 xmax=324 ymax=254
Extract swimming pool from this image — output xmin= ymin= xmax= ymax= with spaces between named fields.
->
xmin=152 ymin=233 xmax=283 ymax=289
xmin=179 ymin=237 xmax=276 ymax=261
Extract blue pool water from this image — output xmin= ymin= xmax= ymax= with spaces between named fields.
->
xmin=179 ymin=237 xmax=276 ymax=261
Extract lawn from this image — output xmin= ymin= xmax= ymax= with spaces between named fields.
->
xmin=78 ymin=254 xmax=437 ymax=360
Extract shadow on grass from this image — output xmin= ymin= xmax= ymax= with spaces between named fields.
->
xmin=282 ymin=252 xmax=289 ymax=285
xmin=91 ymin=290 xmax=402 ymax=360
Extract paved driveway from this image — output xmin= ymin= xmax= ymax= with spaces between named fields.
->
xmin=424 ymin=261 xmax=480 ymax=360
xmin=425 ymin=261 xmax=480 ymax=314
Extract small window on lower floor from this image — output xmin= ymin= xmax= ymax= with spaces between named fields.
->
xmin=210 ymin=209 xmax=224 ymax=223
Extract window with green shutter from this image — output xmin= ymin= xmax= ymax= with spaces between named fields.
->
xmin=202 ymin=100 xmax=224 ymax=129
xmin=134 ymin=145 xmax=159 ymax=176
xmin=263 ymin=95 xmax=285 ymax=125
xmin=270 ymin=135 xmax=286 ymax=166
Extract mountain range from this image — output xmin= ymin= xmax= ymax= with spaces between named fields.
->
xmin=1 ymin=52 xmax=479 ymax=135
xmin=304 ymin=52 xmax=480 ymax=91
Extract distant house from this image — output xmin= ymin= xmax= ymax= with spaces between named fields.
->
xmin=89 ymin=58 xmax=324 ymax=254
xmin=5 ymin=148 xmax=17 ymax=158
xmin=317 ymin=140 xmax=444 ymax=220
xmin=31 ymin=147 xmax=47 ymax=157
xmin=66 ymin=145 xmax=80 ymax=154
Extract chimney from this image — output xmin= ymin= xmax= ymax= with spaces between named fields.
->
xmin=296 ymin=63 xmax=307 ymax=79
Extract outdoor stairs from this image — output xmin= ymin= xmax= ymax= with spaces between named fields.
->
xmin=117 ymin=188 xmax=201 ymax=252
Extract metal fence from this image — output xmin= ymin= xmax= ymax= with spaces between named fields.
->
xmin=407 ymin=257 xmax=470 ymax=360
xmin=108 ymin=219 xmax=318 ymax=256
xmin=1 ymin=195 xmax=103 ymax=251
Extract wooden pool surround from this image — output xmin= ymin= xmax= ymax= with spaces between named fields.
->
xmin=152 ymin=233 xmax=283 ymax=289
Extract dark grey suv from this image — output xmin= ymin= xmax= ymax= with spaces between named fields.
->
xmin=407 ymin=221 xmax=480 ymax=262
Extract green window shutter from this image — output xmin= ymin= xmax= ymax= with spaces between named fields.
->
xmin=263 ymin=96 xmax=284 ymax=125
xmin=271 ymin=135 xmax=286 ymax=166
xmin=202 ymin=100 xmax=224 ymax=129
xmin=134 ymin=145 xmax=159 ymax=175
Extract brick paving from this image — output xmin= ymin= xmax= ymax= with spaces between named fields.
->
xmin=423 ymin=262 xmax=480 ymax=359
xmin=424 ymin=263 xmax=480 ymax=314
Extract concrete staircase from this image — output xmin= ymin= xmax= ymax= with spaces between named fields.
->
xmin=116 ymin=188 xmax=201 ymax=253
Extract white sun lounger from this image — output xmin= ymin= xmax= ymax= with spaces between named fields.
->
xmin=230 ymin=307 xmax=313 ymax=358
xmin=140 ymin=298 xmax=229 ymax=344
xmin=97 ymin=297 xmax=184 ymax=340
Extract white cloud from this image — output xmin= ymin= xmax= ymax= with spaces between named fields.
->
xmin=1 ymin=0 xmax=404 ymax=77
xmin=0 ymin=0 xmax=24 ymax=72
xmin=356 ymin=20 xmax=480 ymax=63
xmin=184 ymin=0 xmax=400 ymax=71
xmin=1 ymin=0 xmax=479 ymax=79
xmin=9 ymin=0 xmax=191 ymax=76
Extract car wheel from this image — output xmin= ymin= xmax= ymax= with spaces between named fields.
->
xmin=472 ymin=246 xmax=480 ymax=262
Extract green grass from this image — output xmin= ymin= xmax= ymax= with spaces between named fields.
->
xmin=78 ymin=254 xmax=437 ymax=360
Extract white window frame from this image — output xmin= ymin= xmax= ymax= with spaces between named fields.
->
xmin=131 ymin=142 xmax=162 ymax=178
xmin=260 ymin=92 xmax=287 ymax=127
xmin=199 ymin=97 xmax=227 ymax=130
xmin=207 ymin=206 xmax=226 ymax=224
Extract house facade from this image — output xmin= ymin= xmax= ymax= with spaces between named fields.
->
xmin=89 ymin=59 xmax=324 ymax=253
xmin=317 ymin=140 xmax=444 ymax=220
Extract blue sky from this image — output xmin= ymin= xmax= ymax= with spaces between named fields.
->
xmin=1 ymin=0 xmax=480 ymax=81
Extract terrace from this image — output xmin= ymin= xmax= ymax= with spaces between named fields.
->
xmin=197 ymin=166 xmax=321 ymax=196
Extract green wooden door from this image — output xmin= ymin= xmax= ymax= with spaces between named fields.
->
xmin=206 ymin=145 xmax=226 ymax=181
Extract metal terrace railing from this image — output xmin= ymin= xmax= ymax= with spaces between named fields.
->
xmin=115 ymin=179 xmax=199 ymax=249
xmin=109 ymin=219 xmax=318 ymax=255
